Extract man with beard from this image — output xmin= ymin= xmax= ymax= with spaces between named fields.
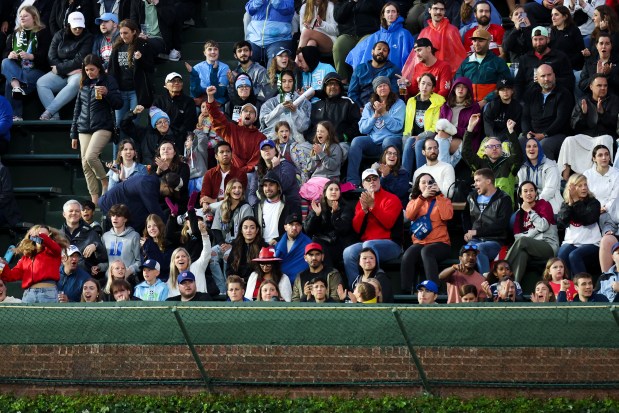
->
xmin=152 ymin=72 xmax=197 ymax=138
xmin=412 ymin=138 xmax=455 ymax=197
xmin=226 ymin=40 xmax=268 ymax=104
xmin=439 ymin=244 xmax=488 ymax=303
xmin=399 ymin=38 xmax=452 ymax=98
xmin=519 ymin=64 xmax=574 ymax=161
xmin=166 ymin=271 xmax=212 ymax=301
xmin=274 ymin=213 xmax=311 ymax=283
xmin=254 ymin=175 xmax=293 ymax=245
xmin=514 ymin=26 xmax=574 ymax=99
xmin=348 ymin=41 xmax=400 ymax=108
xmin=463 ymin=1 xmax=505 ymax=58
xmin=291 ymin=243 xmax=344 ymax=302
xmin=456 ymin=28 xmax=511 ymax=107
xmin=206 ymin=85 xmax=265 ymax=201
xmin=304 ymin=72 xmax=360 ymax=142
xmin=200 ymin=141 xmax=248 ymax=211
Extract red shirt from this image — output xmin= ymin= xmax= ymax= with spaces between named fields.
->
xmin=200 ymin=164 xmax=248 ymax=202
xmin=1 ymin=233 xmax=62 ymax=289
xmin=463 ymin=24 xmax=505 ymax=57
xmin=352 ymin=189 xmax=401 ymax=242
xmin=406 ymin=58 xmax=453 ymax=98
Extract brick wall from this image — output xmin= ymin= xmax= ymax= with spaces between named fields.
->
xmin=0 ymin=344 xmax=617 ymax=398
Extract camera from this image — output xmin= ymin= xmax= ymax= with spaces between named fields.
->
xmin=29 ymin=236 xmax=42 ymax=244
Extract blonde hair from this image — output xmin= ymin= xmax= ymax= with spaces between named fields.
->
xmin=562 ymin=173 xmax=593 ymax=203
xmin=104 ymin=259 xmax=126 ymax=294
xmin=17 ymin=5 xmax=45 ymax=32
xmin=169 ymin=247 xmax=192 ymax=286
xmin=542 ymin=257 xmax=569 ymax=282
xmin=303 ymin=0 xmax=328 ymax=24
xmin=220 ymin=179 xmax=245 ymax=224
xmin=14 ymin=225 xmax=68 ymax=257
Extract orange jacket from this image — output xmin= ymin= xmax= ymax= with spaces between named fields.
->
xmin=405 ymin=194 xmax=453 ymax=245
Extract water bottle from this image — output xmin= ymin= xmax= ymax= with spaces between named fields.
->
xmin=3 ymin=245 xmax=15 ymax=263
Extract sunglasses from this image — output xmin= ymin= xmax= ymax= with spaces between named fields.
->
xmin=364 ymin=175 xmax=379 ymax=182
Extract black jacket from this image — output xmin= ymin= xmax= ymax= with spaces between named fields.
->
xmin=61 ymin=219 xmax=107 ymax=271
xmin=130 ymin=0 xmax=176 ymax=49
xmin=521 ymin=85 xmax=574 ymax=136
xmin=303 ymin=198 xmax=356 ymax=245
xmin=49 ymin=0 xmax=95 ymax=34
xmin=3 ymin=27 xmax=52 ymax=72
xmin=514 ymin=48 xmax=575 ymax=99
xmin=71 ymin=74 xmax=123 ymax=138
xmin=483 ymin=98 xmax=522 ymax=140
xmin=333 ymin=0 xmax=382 ymax=38
xmin=578 ymin=54 xmax=619 ymax=94
xmin=549 ymin=25 xmax=586 ymax=71
xmin=48 ymin=29 xmax=94 ymax=76
xmin=121 ymin=111 xmax=184 ymax=165
xmin=464 ymin=188 xmax=512 ymax=243
xmin=108 ymin=38 xmax=155 ymax=107
xmin=305 ymin=94 xmax=361 ymax=143
xmin=556 ymin=197 xmax=601 ymax=230
xmin=503 ymin=25 xmax=533 ymax=64
xmin=152 ymin=92 xmax=198 ymax=136
xmin=570 ymin=93 xmax=619 ymax=139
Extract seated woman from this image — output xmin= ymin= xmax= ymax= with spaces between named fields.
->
xmin=438 ymin=77 xmax=481 ymax=158
xmin=564 ymin=0 xmax=606 ymax=47
xmin=557 ymin=173 xmax=602 ymax=276
xmin=246 ymin=246 xmax=292 ymax=302
xmin=306 ymin=120 xmax=343 ymax=181
xmin=1 ymin=5 xmax=51 ymax=121
xmin=274 ymin=121 xmax=312 ymax=183
xmin=211 ymin=179 xmax=254 ymax=293
xmin=350 ymin=247 xmax=394 ymax=303
xmin=298 ymin=0 xmax=339 ymax=53
xmin=80 ymin=278 xmax=103 ymax=302
xmin=549 ymin=6 xmax=586 ymax=71
xmin=505 ymin=181 xmax=559 ymax=283
xmin=0 ymin=225 xmax=67 ymax=303
xmin=141 ymin=214 xmax=173 ymax=282
xmin=303 ymin=180 xmax=355 ymax=267
xmin=542 ymin=257 xmax=577 ymax=301
xmin=529 ymin=280 xmax=556 ymax=303
xmin=36 ymin=11 xmax=93 ymax=120
xmin=400 ymin=173 xmax=453 ymax=293
xmin=345 ymin=76 xmax=405 ymax=186
xmin=259 ymin=70 xmax=311 ymax=142
xmin=402 ymin=72 xmax=445 ymax=174
xmin=583 ymin=145 xmax=619 ymax=215
xmin=518 ymin=138 xmax=563 ymax=214
xmin=106 ymin=138 xmax=148 ymax=191
xmin=263 ymin=48 xmax=296 ymax=100
xmin=345 ymin=2 xmax=415 ymax=70
xmin=151 ymin=140 xmax=191 ymax=216
xmin=587 ymin=5 xmax=619 ymax=58
xmin=226 ymin=216 xmax=267 ymax=283
xmin=373 ymin=145 xmax=410 ymax=209
xmin=256 ymin=139 xmax=302 ymax=211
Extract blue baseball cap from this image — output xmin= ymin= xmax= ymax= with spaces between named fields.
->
xmin=140 ymin=259 xmax=160 ymax=271
xmin=178 ymin=271 xmax=196 ymax=284
xmin=259 ymin=139 xmax=275 ymax=150
xmin=416 ymin=280 xmax=439 ymax=294
xmin=95 ymin=12 xmax=118 ymax=25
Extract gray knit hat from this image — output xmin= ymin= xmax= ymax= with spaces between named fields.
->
xmin=372 ymin=76 xmax=391 ymax=92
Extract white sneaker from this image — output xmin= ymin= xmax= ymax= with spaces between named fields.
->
xmin=168 ymin=49 xmax=181 ymax=61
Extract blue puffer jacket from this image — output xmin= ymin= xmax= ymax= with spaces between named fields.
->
xmin=245 ymin=0 xmax=294 ymax=46
xmin=345 ymin=16 xmax=415 ymax=70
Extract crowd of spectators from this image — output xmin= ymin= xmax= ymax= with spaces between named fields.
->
xmin=1 ymin=0 xmax=619 ymax=305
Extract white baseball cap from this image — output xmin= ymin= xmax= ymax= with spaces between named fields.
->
xmin=67 ymin=12 xmax=86 ymax=29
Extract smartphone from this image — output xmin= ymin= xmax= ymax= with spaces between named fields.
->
xmin=29 ymin=235 xmax=42 ymax=244
xmin=520 ymin=12 xmax=527 ymax=28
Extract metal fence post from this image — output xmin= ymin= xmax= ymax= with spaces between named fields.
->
xmin=171 ymin=307 xmax=214 ymax=392
xmin=392 ymin=308 xmax=432 ymax=395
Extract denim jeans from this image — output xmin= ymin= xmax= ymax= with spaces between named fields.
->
xmin=1 ymin=58 xmax=45 ymax=117
xmin=558 ymin=243 xmax=599 ymax=275
xmin=343 ymin=240 xmax=402 ymax=289
xmin=22 ymin=286 xmax=58 ymax=303
xmin=346 ymin=135 xmax=402 ymax=185
xmin=115 ymin=90 xmax=138 ymax=130
xmin=468 ymin=239 xmax=502 ymax=275
xmin=36 ymin=71 xmax=81 ymax=117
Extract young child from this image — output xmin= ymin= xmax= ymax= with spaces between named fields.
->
xmin=543 ymin=257 xmax=577 ymax=302
xmin=274 ymin=121 xmax=311 ymax=182
xmin=597 ymin=242 xmax=619 ymax=302
xmin=530 ymin=281 xmax=556 ymax=303
xmin=304 ymin=276 xmax=337 ymax=303
xmin=307 ymin=120 xmax=343 ymax=181
xmin=416 ymin=280 xmax=439 ymax=305
xmin=226 ymin=275 xmax=250 ymax=302
xmin=134 ymin=259 xmax=169 ymax=301
xmin=92 ymin=13 xmax=119 ymax=71
xmin=486 ymin=260 xmax=523 ymax=300
xmin=439 ymin=244 xmax=488 ymax=303
xmin=81 ymin=200 xmax=103 ymax=237
xmin=458 ymin=284 xmax=479 ymax=302
xmin=187 ymin=40 xmax=230 ymax=104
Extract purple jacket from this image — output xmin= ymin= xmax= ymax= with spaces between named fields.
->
xmin=439 ymin=77 xmax=482 ymax=151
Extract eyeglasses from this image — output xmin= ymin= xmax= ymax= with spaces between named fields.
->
xmin=385 ymin=151 xmax=398 ymax=156
xmin=485 ymin=144 xmax=501 ymax=150
xmin=364 ymin=176 xmax=379 ymax=182
xmin=156 ymin=119 xmax=169 ymax=126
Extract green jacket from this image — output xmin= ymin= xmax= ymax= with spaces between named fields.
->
xmin=455 ymin=52 xmax=511 ymax=103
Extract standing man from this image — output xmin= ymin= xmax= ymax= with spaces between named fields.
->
xmin=152 ymin=72 xmax=197 ymax=138
xmin=463 ymin=168 xmax=512 ymax=275
xmin=342 ymin=168 xmax=402 ymax=287
xmin=91 ymin=12 xmax=119 ymax=71
xmin=291 ymin=243 xmax=344 ymax=302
